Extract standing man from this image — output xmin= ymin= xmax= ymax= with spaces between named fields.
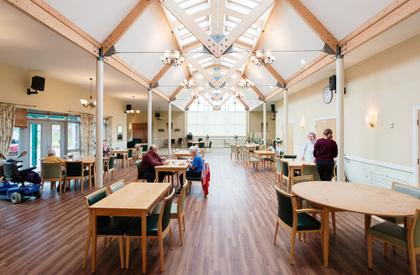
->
xmin=313 ymin=129 xmax=338 ymax=181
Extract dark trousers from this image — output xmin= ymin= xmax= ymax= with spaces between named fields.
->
xmin=140 ymin=170 xmax=174 ymax=183
xmin=179 ymin=170 xmax=202 ymax=187
xmin=316 ymin=159 xmax=335 ymax=181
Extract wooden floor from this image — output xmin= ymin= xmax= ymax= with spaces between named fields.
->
xmin=0 ymin=149 xmax=413 ymax=274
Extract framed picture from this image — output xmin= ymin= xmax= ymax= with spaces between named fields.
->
xmin=117 ymin=125 xmax=123 ymax=140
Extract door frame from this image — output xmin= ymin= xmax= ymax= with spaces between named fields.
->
xmin=412 ymin=106 xmax=420 ymax=186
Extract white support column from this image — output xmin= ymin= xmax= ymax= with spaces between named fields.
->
xmin=336 ymin=50 xmax=345 ymax=181
xmin=95 ymin=52 xmax=104 ymax=188
xmin=168 ymin=101 xmax=172 ymax=155
xmin=262 ymin=102 xmax=267 ymax=145
xmin=147 ymin=88 xmax=152 ymax=147
xmin=283 ymin=89 xmax=289 ymax=154
xmin=246 ymin=110 xmax=250 ymax=135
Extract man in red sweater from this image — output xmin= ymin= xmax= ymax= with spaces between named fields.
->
xmin=313 ymin=128 xmax=338 ymax=181
xmin=138 ymin=145 xmax=170 ymax=182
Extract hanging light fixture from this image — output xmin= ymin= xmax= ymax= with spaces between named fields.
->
xmin=125 ymin=96 xmax=141 ymax=114
xmin=191 ymin=89 xmax=200 ymax=99
xmin=250 ymin=49 xmax=275 ymax=66
xmin=238 ymin=78 xmax=254 ymax=88
xmin=80 ymin=77 xmax=96 ymax=109
xmin=180 ymin=78 xmax=195 ymax=89
xmin=160 ymin=50 xmax=184 ymax=67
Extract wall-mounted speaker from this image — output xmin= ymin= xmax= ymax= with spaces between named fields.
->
xmin=329 ymin=75 xmax=336 ymax=91
xmin=270 ymin=104 xmax=276 ymax=113
xmin=27 ymin=76 xmax=45 ymax=95
xmin=155 ymin=112 xmax=160 ymax=118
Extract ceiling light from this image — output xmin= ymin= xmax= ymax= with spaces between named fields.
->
xmin=300 ymin=58 xmax=306 ymax=65
xmin=125 ymin=96 xmax=140 ymax=114
xmin=80 ymin=77 xmax=96 ymax=109
xmin=160 ymin=50 xmax=184 ymax=67
xmin=180 ymin=78 xmax=196 ymax=89
xmin=251 ymin=49 xmax=275 ymax=66
xmin=238 ymin=78 xmax=254 ymax=88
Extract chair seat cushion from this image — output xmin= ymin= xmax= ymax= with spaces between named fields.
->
xmin=125 ymin=215 xmax=159 ymax=236
xmin=188 ymin=176 xmax=202 ymax=181
xmin=297 ymin=213 xmax=321 ymax=231
xmin=368 ymin=221 xmax=407 ymax=247
xmin=97 ymin=216 xmax=132 ymax=235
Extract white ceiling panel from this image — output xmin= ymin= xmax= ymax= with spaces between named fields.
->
xmin=259 ymin=0 xmax=324 ymax=79
xmin=115 ymin=1 xmax=176 ymax=80
xmin=246 ymin=64 xmax=277 ymax=95
xmin=44 ymin=0 xmax=139 ymax=42
xmin=301 ymin=0 xmax=394 ymax=40
xmin=158 ymin=66 xmax=187 ymax=95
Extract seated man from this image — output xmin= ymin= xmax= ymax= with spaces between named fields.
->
xmin=138 ymin=145 xmax=170 ymax=182
xmin=42 ymin=149 xmax=64 ymax=165
xmin=185 ymin=146 xmax=203 ymax=181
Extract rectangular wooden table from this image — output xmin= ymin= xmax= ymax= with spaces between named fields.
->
xmin=254 ymin=150 xmax=276 ymax=157
xmin=155 ymin=160 xmax=189 ymax=184
xmin=173 ymin=150 xmax=193 ymax=159
xmin=89 ymin=182 xmax=171 ymax=273
xmin=282 ymin=159 xmax=315 ymax=177
xmin=112 ymin=149 xmax=128 ymax=168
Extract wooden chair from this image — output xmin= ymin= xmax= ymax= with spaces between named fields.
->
xmin=82 ymin=188 xmax=129 ymax=270
xmin=125 ymin=188 xmax=176 ymax=271
xmin=171 ymin=181 xmax=191 ymax=246
xmin=290 ymin=175 xmax=314 ymax=192
xmin=64 ymin=161 xmax=86 ymax=192
xmin=274 ymin=186 xmax=324 ymax=264
xmin=243 ymin=150 xmax=259 ymax=169
xmin=104 ymin=156 xmax=116 ymax=185
xmin=275 ymin=158 xmax=282 ymax=185
xmin=106 ymin=180 xmax=125 ymax=195
xmin=127 ymin=148 xmax=134 ymax=167
xmin=230 ymin=145 xmax=239 ymax=160
xmin=302 ymin=164 xmax=321 ymax=181
xmin=281 ymin=159 xmax=290 ymax=187
xmin=40 ymin=162 xmax=64 ymax=193
xmin=367 ymin=209 xmax=420 ymax=275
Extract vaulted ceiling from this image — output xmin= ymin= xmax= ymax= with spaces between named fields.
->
xmin=3 ymin=0 xmax=420 ymax=111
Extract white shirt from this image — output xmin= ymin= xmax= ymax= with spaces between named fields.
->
xmin=302 ymin=140 xmax=315 ymax=161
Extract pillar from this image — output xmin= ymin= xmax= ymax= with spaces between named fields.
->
xmin=336 ymin=48 xmax=345 ymax=181
xmin=168 ymin=101 xmax=172 ymax=155
xmin=283 ymin=89 xmax=288 ymax=154
xmin=147 ymin=88 xmax=152 ymax=147
xmin=95 ymin=51 xmax=104 ymax=188
xmin=263 ymin=102 xmax=267 ymax=145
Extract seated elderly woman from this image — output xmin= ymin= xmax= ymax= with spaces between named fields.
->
xmin=42 ymin=149 xmax=64 ymax=164
xmin=179 ymin=146 xmax=204 ymax=187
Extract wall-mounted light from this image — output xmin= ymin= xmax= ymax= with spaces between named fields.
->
xmin=299 ymin=117 xmax=306 ymax=128
xmin=365 ymin=112 xmax=378 ymax=128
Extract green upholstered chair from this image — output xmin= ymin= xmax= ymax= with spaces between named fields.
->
xmin=281 ymin=159 xmax=290 ymax=186
xmin=243 ymin=150 xmax=259 ymax=169
xmin=125 ymin=188 xmax=176 ymax=271
xmin=104 ymin=156 xmax=115 ymax=184
xmin=171 ymin=181 xmax=191 ymax=246
xmin=367 ymin=209 xmax=420 ymax=275
xmin=127 ymin=148 xmax=134 ymax=167
xmin=41 ymin=162 xmax=64 ymax=193
xmin=107 ymin=180 xmax=125 ymax=195
xmin=198 ymin=142 xmax=205 ymax=148
xmin=274 ymin=186 xmax=323 ymax=264
xmin=64 ymin=161 xmax=87 ymax=192
xmin=302 ymin=165 xmax=321 ymax=181
xmin=82 ymin=188 xmax=130 ymax=270
xmin=275 ymin=158 xmax=282 ymax=185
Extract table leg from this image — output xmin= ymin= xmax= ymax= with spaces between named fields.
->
xmin=141 ymin=213 xmax=147 ymax=274
xmin=155 ymin=170 xmax=159 ymax=183
xmin=322 ymin=207 xmax=330 ymax=267
xmin=364 ymin=214 xmax=371 ymax=239
xmin=88 ymin=164 xmax=92 ymax=191
xmin=91 ymin=210 xmax=97 ymax=273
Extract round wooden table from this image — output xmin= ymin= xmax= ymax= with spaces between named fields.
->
xmin=292 ymin=181 xmax=420 ymax=267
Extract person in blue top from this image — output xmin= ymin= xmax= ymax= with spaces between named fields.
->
xmin=187 ymin=146 xmax=203 ymax=179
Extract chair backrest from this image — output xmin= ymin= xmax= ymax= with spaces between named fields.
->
xmin=158 ymin=188 xmax=176 ymax=233
xmin=108 ymin=156 xmax=115 ymax=170
xmin=302 ymin=165 xmax=320 ymax=181
xmin=283 ymin=154 xmax=297 ymax=159
xmin=41 ymin=162 xmax=62 ymax=179
xmin=177 ymin=182 xmax=189 ymax=215
xmin=198 ymin=142 xmax=205 ymax=148
xmin=281 ymin=160 xmax=289 ymax=177
xmin=275 ymin=158 xmax=281 ymax=173
xmin=2 ymin=162 xmax=18 ymax=179
xmin=107 ymin=180 xmax=125 ymax=194
xmin=187 ymin=142 xmax=193 ymax=148
xmin=141 ymin=145 xmax=148 ymax=152
xmin=198 ymin=138 xmax=203 ymax=142
xmin=85 ymin=188 xmax=107 ymax=207
xmin=392 ymin=181 xmax=420 ymax=199
xmin=209 ymin=141 xmax=212 ymax=148
xmin=275 ymin=186 xmax=295 ymax=228
xmin=65 ymin=161 xmax=83 ymax=177
xmin=291 ymin=175 xmax=314 ymax=189
xmin=128 ymin=148 xmax=133 ymax=158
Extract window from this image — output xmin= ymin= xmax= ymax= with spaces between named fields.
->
xmin=8 ymin=128 xmax=21 ymax=157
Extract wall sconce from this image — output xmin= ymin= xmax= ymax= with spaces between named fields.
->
xmin=299 ymin=118 xmax=306 ymax=128
xmin=365 ymin=112 xmax=378 ymax=128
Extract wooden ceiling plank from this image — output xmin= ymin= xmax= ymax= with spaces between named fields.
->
xmin=287 ymin=0 xmax=338 ymax=53
xmin=150 ymin=65 xmax=171 ymax=87
xmin=102 ymin=0 xmax=152 ymax=53
xmin=237 ymin=97 xmax=250 ymax=110
xmin=265 ymin=64 xmax=286 ymax=85
xmin=242 ymin=74 xmax=265 ymax=100
xmin=169 ymin=75 xmax=192 ymax=100
xmin=184 ymin=97 xmax=197 ymax=110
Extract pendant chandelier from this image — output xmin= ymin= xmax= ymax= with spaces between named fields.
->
xmin=125 ymin=96 xmax=141 ymax=114
xmin=80 ymin=77 xmax=96 ymax=109
xmin=238 ymin=78 xmax=254 ymax=88
xmin=180 ymin=78 xmax=195 ymax=89
xmin=250 ymin=49 xmax=275 ymax=66
xmin=160 ymin=50 xmax=184 ymax=67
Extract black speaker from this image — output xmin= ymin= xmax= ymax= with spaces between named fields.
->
xmin=125 ymin=104 xmax=132 ymax=113
xmin=155 ymin=112 xmax=160 ymax=118
xmin=31 ymin=76 xmax=45 ymax=91
xmin=329 ymin=75 xmax=336 ymax=91
xmin=270 ymin=104 xmax=276 ymax=113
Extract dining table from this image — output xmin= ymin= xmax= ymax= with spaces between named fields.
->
xmin=173 ymin=150 xmax=193 ymax=159
xmin=292 ymin=181 xmax=420 ymax=267
xmin=281 ymin=159 xmax=315 ymax=178
xmin=112 ymin=149 xmax=128 ymax=168
xmin=254 ymin=149 xmax=276 ymax=157
xmin=155 ymin=160 xmax=189 ymax=185
xmin=88 ymin=182 xmax=171 ymax=273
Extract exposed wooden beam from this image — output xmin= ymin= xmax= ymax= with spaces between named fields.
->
xmin=242 ymin=74 xmax=265 ymax=100
xmin=184 ymin=97 xmax=197 ymax=110
xmin=340 ymin=0 xmax=419 ymax=54
xmin=102 ymin=0 xmax=152 ymax=53
xmin=150 ymin=65 xmax=170 ymax=87
xmin=6 ymin=0 xmax=99 ymax=56
xmin=287 ymin=0 xmax=338 ymax=53
xmin=169 ymin=75 xmax=192 ymax=100
xmin=264 ymin=88 xmax=283 ymax=101
xmin=237 ymin=97 xmax=250 ymax=110
xmin=105 ymin=56 xmax=151 ymax=88
xmin=265 ymin=64 xmax=286 ymax=85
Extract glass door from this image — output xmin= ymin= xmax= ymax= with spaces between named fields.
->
xmin=29 ymin=123 xmax=42 ymax=168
